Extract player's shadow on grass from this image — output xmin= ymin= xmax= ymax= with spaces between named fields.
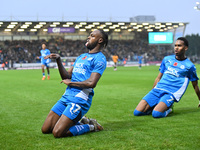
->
xmin=171 ymin=106 xmax=200 ymax=116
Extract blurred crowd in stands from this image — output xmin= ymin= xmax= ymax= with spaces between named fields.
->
xmin=0 ymin=37 xmax=173 ymax=66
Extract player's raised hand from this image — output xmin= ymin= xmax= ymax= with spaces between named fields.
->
xmin=44 ymin=53 xmax=60 ymax=60
xmin=60 ymin=79 xmax=71 ymax=85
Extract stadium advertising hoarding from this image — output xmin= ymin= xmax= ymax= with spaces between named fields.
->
xmin=148 ymin=32 xmax=173 ymax=44
xmin=48 ymin=27 xmax=75 ymax=33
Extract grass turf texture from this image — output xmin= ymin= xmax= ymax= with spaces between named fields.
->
xmin=0 ymin=66 xmax=200 ymax=150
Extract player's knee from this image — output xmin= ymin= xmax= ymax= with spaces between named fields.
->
xmin=152 ymin=110 xmax=165 ymax=118
xmin=133 ymin=109 xmax=144 ymax=116
xmin=52 ymin=128 xmax=63 ymax=138
xmin=41 ymin=125 xmax=51 ymax=134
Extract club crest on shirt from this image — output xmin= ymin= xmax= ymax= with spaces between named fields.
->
xmin=173 ymin=62 xmax=178 ymax=66
xmin=180 ymin=65 xmax=185 ymax=69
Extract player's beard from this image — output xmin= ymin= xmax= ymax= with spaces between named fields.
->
xmin=87 ymin=40 xmax=98 ymax=51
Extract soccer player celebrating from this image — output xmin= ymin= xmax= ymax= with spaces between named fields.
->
xmin=134 ymin=37 xmax=200 ymax=118
xmin=37 ymin=43 xmax=51 ymax=80
xmin=41 ymin=29 xmax=108 ymax=138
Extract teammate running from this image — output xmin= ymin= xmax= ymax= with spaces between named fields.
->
xmin=41 ymin=29 xmax=108 ymax=138
xmin=37 ymin=43 xmax=51 ymax=80
xmin=134 ymin=37 xmax=200 ymax=118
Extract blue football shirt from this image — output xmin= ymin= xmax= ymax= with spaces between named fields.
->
xmin=40 ymin=49 xmax=51 ymax=64
xmin=154 ymin=55 xmax=199 ymax=101
xmin=64 ymin=52 xmax=107 ymax=101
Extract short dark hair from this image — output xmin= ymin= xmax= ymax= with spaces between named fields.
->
xmin=177 ymin=37 xmax=189 ymax=47
xmin=98 ymin=29 xmax=108 ymax=48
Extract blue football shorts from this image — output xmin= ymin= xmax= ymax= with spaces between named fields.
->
xmin=51 ymin=96 xmax=90 ymax=123
xmin=142 ymin=88 xmax=175 ymax=108
xmin=41 ymin=62 xmax=49 ymax=67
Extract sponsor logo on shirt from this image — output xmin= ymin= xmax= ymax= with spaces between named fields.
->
xmin=73 ymin=63 xmax=86 ymax=75
xmin=165 ymin=66 xmax=179 ymax=77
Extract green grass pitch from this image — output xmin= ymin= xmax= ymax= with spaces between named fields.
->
xmin=0 ymin=65 xmax=200 ymax=150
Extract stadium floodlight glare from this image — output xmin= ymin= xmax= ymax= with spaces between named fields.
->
xmin=25 ymin=22 xmax=32 ymax=25
xmin=93 ymin=22 xmax=100 ymax=25
xmin=11 ymin=22 xmax=18 ymax=24
xmin=147 ymin=29 xmax=153 ymax=32
xmin=5 ymin=29 xmax=11 ymax=31
xmin=80 ymin=22 xmax=87 ymax=25
xmin=30 ymin=29 xmax=37 ymax=32
xmin=53 ymin=22 xmax=60 ymax=25
xmin=0 ymin=22 xmax=3 ymax=24
xmin=167 ymin=26 xmax=173 ymax=29
xmin=130 ymin=23 xmax=137 ymax=25
xmin=67 ymin=22 xmax=74 ymax=25
xmin=43 ymin=29 xmax=48 ymax=32
xmin=137 ymin=25 xmax=143 ymax=28
xmin=137 ymin=29 xmax=142 ymax=32
xmin=7 ymin=25 xmax=15 ymax=28
xmin=160 ymin=25 xmax=166 ymax=28
xmin=21 ymin=25 xmax=29 ymax=29
xmin=133 ymin=26 xmax=139 ymax=29
xmin=159 ymin=29 xmax=164 ymax=32
xmin=121 ymin=26 xmax=127 ymax=29
xmin=118 ymin=22 xmax=125 ymax=25
xmin=85 ymin=26 xmax=92 ymax=29
xmin=80 ymin=29 xmax=86 ymax=32
xmin=91 ymin=29 xmax=97 ymax=31
xmin=166 ymin=23 xmax=172 ymax=25
xmin=173 ymin=25 xmax=179 ymax=28
xmin=103 ymin=29 xmax=109 ymax=32
xmin=114 ymin=29 xmax=121 ymax=32
xmin=18 ymin=29 xmax=24 ymax=32
xmin=50 ymin=24 xmax=56 ymax=27
xmin=75 ymin=25 xmax=80 ymax=29
xmin=63 ymin=24 xmax=69 ymax=27
xmin=142 ymin=23 xmax=149 ymax=26
xmin=105 ymin=22 xmax=112 ymax=25
xmin=39 ymin=22 xmax=46 ymax=25
xmin=155 ymin=26 xmax=161 ymax=29
xmin=109 ymin=26 xmax=115 ymax=29
xmin=194 ymin=1 xmax=200 ymax=10
xmin=155 ymin=23 xmax=161 ymax=25
xmin=179 ymin=23 xmax=184 ymax=26
xmin=34 ymin=25 xmax=43 ymax=29
xmin=113 ymin=24 xmax=119 ymax=27
xmin=128 ymin=29 xmax=132 ymax=32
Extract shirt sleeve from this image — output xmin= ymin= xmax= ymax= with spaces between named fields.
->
xmin=188 ymin=65 xmax=199 ymax=81
xmin=92 ymin=56 xmax=107 ymax=75
xmin=159 ymin=58 xmax=166 ymax=73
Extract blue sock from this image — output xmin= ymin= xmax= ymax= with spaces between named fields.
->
xmin=134 ymin=109 xmax=147 ymax=116
xmin=152 ymin=110 xmax=166 ymax=118
xmin=42 ymin=73 xmax=45 ymax=76
xmin=69 ymin=124 xmax=90 ymax=136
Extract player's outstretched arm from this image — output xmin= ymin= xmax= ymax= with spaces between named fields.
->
xmin=152 ymin=72 xmax=163 ymax=89
xmin=45 ymin=54 xmax=72 ymax=79
xmin=191 ymin=80 xmax=200 ymax=107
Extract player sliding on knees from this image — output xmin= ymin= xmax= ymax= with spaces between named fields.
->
xmin=134 ymin=37 xmax=200 ymax=118
xmin=41 ymin=29 xmax=108 ymax=138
